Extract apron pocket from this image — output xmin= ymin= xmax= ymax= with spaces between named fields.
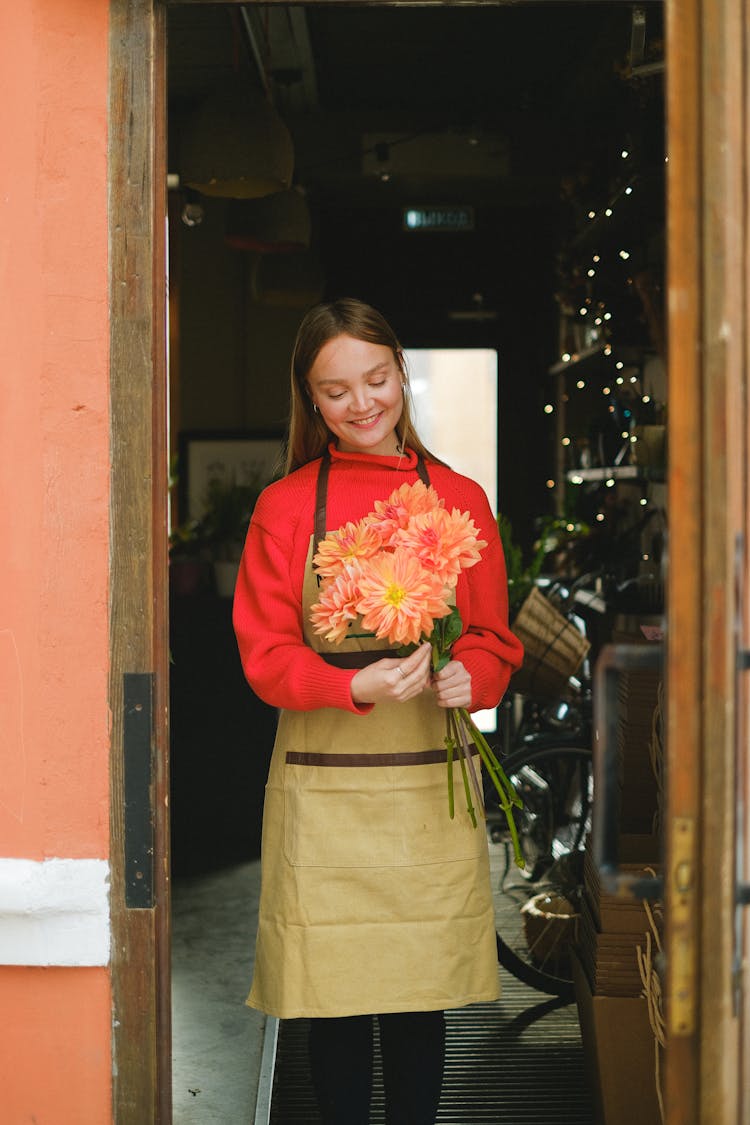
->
xmin=393 ymin=758 xmax=486 ymax=865
xmin=283 ymin=763 xmax=398 ymax=867
xmin=283 ymin=759 xmax=485 ymax=868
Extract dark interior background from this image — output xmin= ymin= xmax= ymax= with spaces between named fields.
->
xmin=166 ymin=1 xmax=666 ymax=875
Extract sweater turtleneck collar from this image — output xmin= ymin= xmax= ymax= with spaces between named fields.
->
xmin=327 ymin=442 xmax=419 ymax=472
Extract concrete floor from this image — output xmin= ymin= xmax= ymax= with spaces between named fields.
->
xmin=171 ymin=841 xmax=584 ymax=1124
xmin=172 ymin=861 xmax=265 ymax=1124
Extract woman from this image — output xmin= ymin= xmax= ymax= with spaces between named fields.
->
xmin=233 ymin=298 xmax=523 ymax=1124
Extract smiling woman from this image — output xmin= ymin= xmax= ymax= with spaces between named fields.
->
xmin=307 ymin=336 xmax=405 ymax=456
xmin=232 ymin=296 xmax=523 ymax=1124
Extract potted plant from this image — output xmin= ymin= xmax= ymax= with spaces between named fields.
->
xmin=200 ymin=476 xmax=261 ymax=596
xmin=168 ymin=518 xmax=212 ymax=597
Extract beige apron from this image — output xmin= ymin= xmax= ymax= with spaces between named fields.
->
xmin=247 ymin=455 xmax=500 ymax=1018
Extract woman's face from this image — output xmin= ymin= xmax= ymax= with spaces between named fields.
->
xmin=307 ymin=334 xmax=405 ymax=456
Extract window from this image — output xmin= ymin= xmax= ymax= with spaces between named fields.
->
xmin=405 ymin=348 xmax=499 ymax=731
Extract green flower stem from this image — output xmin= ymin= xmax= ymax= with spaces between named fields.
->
xmin=460 ymin=710 xmax=523 ymax=809
xmin=460 ymin=709 xmax=525 ymax=869
xmin=456 ymin=740 xmax=477 ymax=829
xmin=445 ymin=731 xmax=456 ymax=820
xmin=427 ymin=617 xmax=525 ymax=870
xmin=452 ymin=709 xmax=485 ymax=818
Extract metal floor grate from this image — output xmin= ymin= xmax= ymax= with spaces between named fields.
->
xmin=269 ymin=970 xmax=593 ymax=1124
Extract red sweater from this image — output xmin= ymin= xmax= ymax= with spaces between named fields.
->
xmin=233 ymin=445 xmax=523 ymax=714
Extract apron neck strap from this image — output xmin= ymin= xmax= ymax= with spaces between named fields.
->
xmin=415 ymin=454 xmax=431 ymax=487
xmin=313 ymin=449 xmax=431 ymax=559
xmin=314 ymin=449 xmax=332 ymax=558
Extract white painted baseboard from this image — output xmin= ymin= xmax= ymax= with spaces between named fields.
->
xmin=0 ymin=857 xmax=110 ymax=966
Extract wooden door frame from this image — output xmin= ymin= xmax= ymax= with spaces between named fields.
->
xmin=109 ymin=3 xmax=171 ymax=1121
xmin=109 ymin=1 xmax=749 ymax=1121
xmin=664 ymin=0 xmax=748 ymax=1121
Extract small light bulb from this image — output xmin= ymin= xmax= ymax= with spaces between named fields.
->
xmin=576 ymin=380 xmax=585 ymax=389
xmin=593 ymin=254 xmax=600 ymax=263
xmin=642 ymin=394 xmax=651 ymax=403
xmin=619 ymin=250 xmax=630 ymax=260
xmin=596 ymin=512 xmax=605 ymax=522
xmin=642 ymin=553 xmax=650 ymax=561
xmin=604 ymin=345 xmax=612 ymax=356
xmin=621 ymin=431 xmax=629 ymax=439
xmin=621 ymin=149 xmax=629 ymax=159
xmin=579 ymin=307 xmax=588 ymax=316
xmin=630 ymin=376 xmax=638 ymax=384
xmin=571 ymin=476 xmax=583 ymax=485
xmin=604 ymin=312 xmax=612 ymax=321
xmin=640 ymin=498 xmax=648 ymax=506
xmin=588 ymin=269 xmax=596 ymax=278
xmin=562 ymin=437 xmax=571 ymax=446
xmin=546 ymin=479 xmax=556 ymax=489
xmin=625 ymin=186 xmax=633 ymax=195
xmin=544 ymin=403 xmax=554 ymax=414
xmin=562 ymin=352 xmax=571 ymax=362
xmin=616 ymin=361 xmax=624 ymax=370
xmin=566 ymin=523 xmax=575 ymax=532
xmin=616 ymin=377 xmax=624 ymax=385
xmin=603 ymin=386 xmax=611 ymax=395
xmin=605 ymin=208 xmax=613 ymax=217
xmin=630 ymin=435 xmax=638 ymax=443
xmin=594 ymin=317 xmax=602 ymax=326
xmin=606 ymin=478 xmax=615 ymax=488
xmin=588 ymin=210 xmax=596 ymax=220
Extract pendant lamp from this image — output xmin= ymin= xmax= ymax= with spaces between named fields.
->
xmin=181 ymin=78 xmax=294 ymax=200
xmin=225 ymin=188 xmax=311 ymax=253
xmin=250 ymin=251 xmax=324 ymax=309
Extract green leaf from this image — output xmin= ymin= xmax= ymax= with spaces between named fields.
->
xmin=441 ymin=605 xmax=463 ymax=649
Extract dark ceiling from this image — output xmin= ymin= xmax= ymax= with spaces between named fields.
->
xmin=168 ymin=3 xmax=665 ymax=212
xmin=166 ymin=2 xmax=665 ymax=538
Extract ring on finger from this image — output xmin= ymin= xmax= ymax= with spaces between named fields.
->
xmin=398 ymin=666 xmax=407 ymax=680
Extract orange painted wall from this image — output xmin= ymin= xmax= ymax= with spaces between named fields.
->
xmin=0 ymin=967 xmax=112 ymax=1124
xmin=0 ymin=1 xmax=113 ymax=1121
xmin=0 ymin=0 xmax=110 ymax=858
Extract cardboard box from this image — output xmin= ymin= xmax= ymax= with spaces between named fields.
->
xmin=572 ymin=952 xmax=662 ymax=1125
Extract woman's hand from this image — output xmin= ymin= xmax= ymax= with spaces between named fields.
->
xmin=350 ymin=642 xmax=432 ymax=705
xmin=432 ymin=659 xmax=472 ymax=710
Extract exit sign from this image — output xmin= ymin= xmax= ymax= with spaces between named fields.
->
xmin=403 ymin=206 xmax=475 ymax=232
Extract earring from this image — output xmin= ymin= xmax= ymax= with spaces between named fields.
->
xmin=313 ymin=402 xmax=319 ymax=414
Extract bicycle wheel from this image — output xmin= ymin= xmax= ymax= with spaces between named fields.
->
xmin=493 ymin=744 xmax=593 ymax=999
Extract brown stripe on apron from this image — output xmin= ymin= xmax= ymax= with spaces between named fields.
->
xmin=285 ymin=746 xmax=478 ymax=768
xmin=320 ymin=650 xmax=400 ymax=668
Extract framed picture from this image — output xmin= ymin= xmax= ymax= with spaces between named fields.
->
xmin=178 ymin=429 xmax=284 ymax=522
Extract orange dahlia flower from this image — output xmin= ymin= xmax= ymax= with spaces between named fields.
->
xmin=309 ymin=562 xmax=363 ymax=643
xmin=393 ymin=506 xmax=487 ymax=587
xmin=355 ymin=548 xmax=451 ymax=647
xmin=370 ymin=479 xmax=443 ymax=544
xmin=313 ymin=518 xmax=382 ymax=579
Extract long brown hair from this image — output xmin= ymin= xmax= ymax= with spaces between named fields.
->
xmin=284 ymin=297 xmax=446 ymax=474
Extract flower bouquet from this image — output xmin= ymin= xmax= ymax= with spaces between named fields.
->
xmin=310 ymin=479 xmax=525 ymax=869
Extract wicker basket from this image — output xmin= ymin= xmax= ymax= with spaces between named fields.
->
xmin=521 ymin=892 xmax=579 ymax=970
xmin=510 ymin=586 xmax=590 ymax=697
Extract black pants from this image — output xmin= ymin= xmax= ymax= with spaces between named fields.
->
xmin=308 ymin=1010 xmax=446 ymax=1125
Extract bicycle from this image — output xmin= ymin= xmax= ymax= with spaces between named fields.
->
xmin=488 ymin=578 xmax=599 ymax=1000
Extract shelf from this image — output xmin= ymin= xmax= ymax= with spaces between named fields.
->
xmin=549 ymin=342 xmax=649 ymax=378
xmin=565 ymin=465 xmax=664 ymax=484
xmin=548 ymin=343 xmax=606 ymax=377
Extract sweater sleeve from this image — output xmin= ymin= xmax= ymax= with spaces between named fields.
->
xmin=232 ymin=492 xmax=372 ymax=715
xmin=450 ymin=481 xmax=524 ymax=711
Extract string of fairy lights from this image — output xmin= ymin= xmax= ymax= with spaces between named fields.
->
xmin=543 ymin=143 xmax=667 ymax=530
